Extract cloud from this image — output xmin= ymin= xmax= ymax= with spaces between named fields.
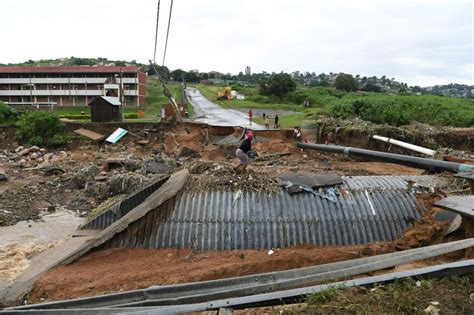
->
xmin=0 ymin=0 xmax=472 ymax=86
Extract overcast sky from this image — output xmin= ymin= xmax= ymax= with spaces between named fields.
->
xmin=0 ymin=0 xmax=472 ymax=86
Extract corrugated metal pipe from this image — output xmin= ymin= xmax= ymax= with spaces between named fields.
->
xmin=297 ymin=143 xmax=474 ymax=173
xmin=372 ymin=135 xmax=436 ymax=156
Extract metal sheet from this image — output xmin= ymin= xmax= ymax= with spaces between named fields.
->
xmin=102 ymin=176 xmax=439 ymax=250
xmin=81 ymin=176 xmax=169 ymax=230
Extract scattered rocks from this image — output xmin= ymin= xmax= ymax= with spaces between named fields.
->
xmin=28 ymin=146 xmax=40 ymax=152
xmin=31 ymin=152 xmax=40 ymax=160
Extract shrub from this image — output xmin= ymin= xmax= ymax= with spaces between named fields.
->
xmin=0 ymin=101 xmax=18 ymax=122
xmin=16 ymin=111 xmax=65 ymax=146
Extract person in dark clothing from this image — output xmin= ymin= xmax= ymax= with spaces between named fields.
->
xmin=274 ymin=114 xmax=279 ymax=128
xmin=235 ymin=132 xmax=253 ymax=173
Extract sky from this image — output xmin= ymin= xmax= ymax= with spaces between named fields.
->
xmin=0 ymin=0 xmax=472 ymax=86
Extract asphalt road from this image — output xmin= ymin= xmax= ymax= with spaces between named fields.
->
xmin=185 ymin=88 xmax=264 ymax=130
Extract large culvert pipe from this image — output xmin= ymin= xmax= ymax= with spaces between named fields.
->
xmin=372 ymin=135 xmax=436 ymax=156
xmin=297 ymin=143 xmax=474 ymax=173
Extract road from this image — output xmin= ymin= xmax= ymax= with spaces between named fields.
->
xmin=185 ymin=88 xmax=264 ymax=129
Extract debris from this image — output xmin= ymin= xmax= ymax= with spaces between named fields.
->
xmin=107 ymin=173 xmax=149 ymax=196
xmin=94 ymin=175 xmax=108 ymax=182
xmin=267 ymin=249 xmax=274 ymax=256
xmin=42 ymin=166 xmax=65 ymax=176
xmin=145 ymin=161 xmax=173 ymax=174
xmin=74 ymin=128 xmax=105 ymax=142
xmin=70 ymin=165 xmax=100 ymax=189
xmin=423 ymin=304 xmax=440 ymax=315
xmin=104 ymin=157 xmax=142 ymax=172
xmin=106 ymin=128 xmax=128 ymax=144
xmin=179 ymin=146 xmax=199 ymax=158
xmin=187 ymin=161 xmax=279 ymax=194
xmin=0 ymin=168 xmax=7 ymax=181
xmin=137 ymin=140 xmax=150 ymax=146
xmin=278 ymin=173 xmax=342 ymax=189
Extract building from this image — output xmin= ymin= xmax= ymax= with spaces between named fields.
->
xmin=245 ymin=66 xmax=251 ymax=76
xmin=90 ymin=96 xmax=122 ymax=122
xmin=0 ymin=66 xmax=146 ymax=107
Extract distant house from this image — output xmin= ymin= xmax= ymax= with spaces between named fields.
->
xmin=90 ymin=96 xmax=122 ymax=122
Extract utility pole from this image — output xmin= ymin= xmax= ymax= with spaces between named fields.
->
xmin=119 ymin=68 xmax=124 ymax=121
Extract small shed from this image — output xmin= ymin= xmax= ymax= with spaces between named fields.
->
xmin=90 ymin=96 xmax=122 ymax=122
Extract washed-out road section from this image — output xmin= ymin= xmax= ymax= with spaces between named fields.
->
xmin=185 ymin=88 xmax=264 ymax=130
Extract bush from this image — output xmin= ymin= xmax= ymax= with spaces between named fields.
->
xmin=0 ymin=102 xmax=18 ymax=122
xmin=16 ymin=111 xmax=65 ymax=146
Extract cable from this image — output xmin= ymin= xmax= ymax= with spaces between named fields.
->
xmin=153 ymin=0 xmax=161 ymax=63
xmin=162 ymin=0 xmax=174 ymax=66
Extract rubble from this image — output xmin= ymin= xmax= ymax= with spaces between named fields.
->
xmin=70 ymin=165 xmax=100 ymax=189
xmin=187 ymin=161 xmax=280 ymax=194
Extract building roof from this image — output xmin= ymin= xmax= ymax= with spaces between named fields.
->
xmin=97 ymin=96 xmax=121 ymax=106
xmin=0 ymin=66 xmax=143 ymax=74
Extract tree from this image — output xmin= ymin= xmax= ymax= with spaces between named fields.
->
xmin=170 ymin=69 xmax=186 ymax=81
xmin=361 ymin=82 xmax=381 ymax=92
xmin=147 ymin=65 xmax=170 ymax=80
xmin=335 ymin=74 xmax=359 ymax=92
xmin=185 ymin=72 xmax=200 ymax=83
xmin=259 ymin=73 xmax=296 ymax=98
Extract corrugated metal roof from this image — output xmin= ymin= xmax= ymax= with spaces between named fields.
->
xmin=99 ymin=96 xmax=121 ymax=106
xmin=103 ymin=176 xmax=442 ymax=251
xmin=0 ymin=66 xmax=142 ymax=74
xmin=81 ymin=176 xmax=169 ymax=230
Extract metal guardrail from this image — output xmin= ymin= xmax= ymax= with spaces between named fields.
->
xmin=7 ymin=238 xmax=473 ymax=312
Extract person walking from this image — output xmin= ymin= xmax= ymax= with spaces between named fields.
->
xmin=234 ymin=132 xmax=253 ymax=173
xmin=265 ymin=115 xmax=270 ymax=130
xmin=248 ymin=109 xmax=253 ymax=126
xmin=274 ymin=114 xmax=279 ymax=129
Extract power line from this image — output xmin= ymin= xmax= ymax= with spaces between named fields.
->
xmin=162 ymin=0 xmax=174 ymax=66
xmin=153 ymin=0 xmax=161 ymax=63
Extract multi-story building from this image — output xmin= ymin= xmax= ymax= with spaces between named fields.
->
xmin=0 ymin=66 xmax=147 ymax=107
xmin=245 ymin=66 xmax=251 ymax=76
